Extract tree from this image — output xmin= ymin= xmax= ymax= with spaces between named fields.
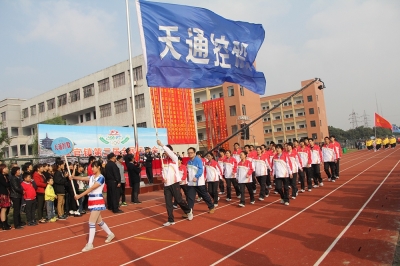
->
xmin=0 ymin=122 xmax=11 ymax=160
xmin=329 ymin=125 xmax=394 ymax=143
xmin=32 ymin=116 xmax=66 ymax=156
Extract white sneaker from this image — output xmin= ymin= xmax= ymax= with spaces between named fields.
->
xmin=328 ymin=178 xmax=331 ymax=182
xmin=197 ymin=197 xmax=202 ymax=202
xmin=74 ymin=211 xmax=81 ymax=216
xmin=274 ymin=191 xmax=278 ymax=194
xmin=218 ymin=197 xmax=220 ymax=201
xmin=296 ymin=191 xmax=299 ymax=197
xmin=226 ymin=198 xmax=231 ymax=202
xmin=336 ymin=176 xmax=339 ymax=179
xmin=300 ymin=189 xmax=305 ymax=193
xmin=187 ymin=209 xmax=193 ymax=221
xmin=284 ymin=202 xmax=290 ymax=206
xmin=280 ymin=199 xmax=285 ymax=204
xmin=218 ymin=192 xmax=224 ymax=195
xmin=250 ymin=201 xmax=255 ymax=204
xmin=105 ymin=233 xmax=115 ymax=243
xmin=291 ymin=196 xmax=296 ymax=199
xmin=320 ymin=182 xmax=324 ymax=187
xmin=259 ymin=198 xmax=264 ymax=201
xmin=214 ymin=204 xmax=218 ymax=207
xmin=163 ymin=221 xmax=175 ymax=226
xmin=313 ymin=185 xmax=318 ymax=188
xmin=239 ymin=203 xmax=245 ymax=207
xmin=253 ymin=190 xmax=256 ymax=193
xmin=82 ymin=243 xmax=94 ymax=252
xmin=172 ymin=205 xmax=178 ymax=209
xmin=237 ymin=194 xmax=241 ymax=198
xmin=308 ymin=189 xmax=312 ymax=192
xmin=288 ymin=186 xmax=291 ymax=189
xmin=332 ymin=180 xmax=336 ymax=182
xmin=268 ymin=185 xmax=272 ymax=189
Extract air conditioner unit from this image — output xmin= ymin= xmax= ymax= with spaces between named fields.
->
xmin=133 ymin=80 xmax=137 ymax=86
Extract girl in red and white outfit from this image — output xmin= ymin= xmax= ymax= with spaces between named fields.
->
xmin=253 ymin=146 xmax=271 ymax=200
xmin=309 ymin=138 xmax=323 ymax=187
xmin=223 ymin=150 xmax=240 ymax=201
xmin=272 ymin=144 xmax=292 ymax=206
xmin=298 ymin=139 xmax=312 ymax=192
xmin=237 ymin=151 xmax=255 ymax=207
xmin=217 ymin=149 xmax=226 ymax=195
xmin=232 ymin=142 xmax=242 ymax=163
xmin=205 ymin=153 xmax=222 ymax=207
xmin=286 ymin=143 xmax=302 ymax=199
xmin=244 ymin=145 xmax=257 ymax=193
xmin=71 ymin=161 xmax=115 ymax=252
xmin=173 ymin=157 xmax=189 ymax=208
xmin=322 ymin=137 xmax=338 ymax=182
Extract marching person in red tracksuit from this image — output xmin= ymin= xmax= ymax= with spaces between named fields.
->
xmin=237 ymin=151 xmax=255 ymax=207
xmin=253 ymin=146 xmax=271 ymax=200
xmin=205 ymin=153 xmax=223 ymax=207
xmin=286 ymin=143 xmax=302 ymax=199
xmin=297 ymin=139 xmax=313 ymax=192
xmin=322 ymin=137 xmax=339 ymax=183
xmin=309 ymin=138 xmax=323 ymax=187
xmin=272 ymin=144 xmax=292 ymax=206
xmin=330 ymin=135 xmax=342 ymax=179
xmin=223 ymin=150 xmax=241 ymax=201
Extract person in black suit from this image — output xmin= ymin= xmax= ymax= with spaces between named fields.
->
xmin=126 ymin=155 xmax=142 ymax=204
xmin=143 ymin=147 xmax=154 ymax=184
xmin=105 ymin=153 xmax=123 ymax=213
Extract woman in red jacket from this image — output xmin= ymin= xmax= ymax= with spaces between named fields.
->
xmin=0 ymin=164 xmax=11 ymax=230
xmin=33 ymin=164 xmax=47 ymax=223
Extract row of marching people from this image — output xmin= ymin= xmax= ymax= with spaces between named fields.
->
xmin=158 ymin=136 xmax=342 ymax=225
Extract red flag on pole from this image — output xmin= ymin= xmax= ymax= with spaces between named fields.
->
xmin=374 ymin=113 xmax=392 ymax=129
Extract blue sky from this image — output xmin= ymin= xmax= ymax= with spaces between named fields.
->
xmin=1 ymin=0 xmax=400 ymax=129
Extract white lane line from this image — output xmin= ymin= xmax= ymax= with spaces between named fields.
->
xmin=209 ymin=149 xmax=397 ymax=266
xmin=120 ymin=150 xmax=396 ymax=265
xmin=0 ymin=196 xmax=165 ymax=243
xmin=313 ymin=159 xmax=400 ymax=266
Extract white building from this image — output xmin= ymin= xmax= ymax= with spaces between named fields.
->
xmin=1 ymin=55 xmax=197 ymax=159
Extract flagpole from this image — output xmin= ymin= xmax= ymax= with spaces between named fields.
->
xmin=125 ymin=0 xmax=139 ymax=152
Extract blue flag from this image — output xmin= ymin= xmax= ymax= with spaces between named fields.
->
xmin=137 ymin=0 xmax=266 ymax=95
xmin=392 ymin=124 xmax=400 ymax=133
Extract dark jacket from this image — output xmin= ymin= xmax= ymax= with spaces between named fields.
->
xmin=53 ymin=170 xmax=68 ymax=194
xmin=144 ymin=152 xmax=154 ymax=168
xmin=105 ymin=161 xmax=121 ymax=183
xmin=0 ymin=173 xmax=10 ymax=196
xmin=127 ymin=162 xmax=141 ymax=184
xmin=9 ymin=175 xmax=23 ymax=198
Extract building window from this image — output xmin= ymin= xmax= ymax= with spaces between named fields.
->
xmin=47 ymin=98 xmax=55 ymax=110
xmin=295 ymin=100 xmax=302 ymax=104
xmin=219 ymin=92 xmax=224 ymax=98
xmin=276 ymin=127 xmax=282 ymax=132
xmin=299 ymin=124 xmax=306 ymax=129
xmin=137 ymin=122 xmax=147 ymax=128
xmin=285 ymin=114 xmax=294 ymax=118
xmin=80 ymin=115 xmax=83 ymax=123
xmin=228 ymin=86 xmax=234 ymax=97
xmin=264 ymin=129 xmax=268 ymax=133
xmin=30 ymin=105 xmax=36 ymax=116
xmin=312 ymin=133 xmax=317 ymax=139
xmin=275 ymin=115 xmax=281 ymax=120
xmin=93 ymin=111 xmax=96 ymax=120
xmin=278 ymin=139 xmax=283 ymax=143
xmin=286 ymin=126 xmax=291 ymax=130
xmin=242 ymin=105 xmax=246 ymax=115
xmin=307 ymin=95 xmax=313 ymax=102
xmin=240 ymin=85 xmax=244 ymax=96
xmin=232 ymin=125 xmax=238 ymax=134
xmin=291 ymin=126 xmax=295 ymax=130
xmin=297 ymin=112 xmax=304 ymax=116
xmin=83 ymin=84 xmax=94 ymax=98
xmin=100 ymin=103 xmax=112 ymax=118
xmin=57 ymin=94 xmax=67 ymax=107
xmin=198 ymin=133 xmax=204 ymax=140
xmin=309 ymin=108 xmax=314 ymax=115
xmin=135 ymin=94 xmax=145 ymax=109
xmin=70 ymin=89 xmax=80 ymax=102
xmin=113 ymin=72 xmax=125 ymax=88
xmin=229 ymin=105 xmax=236 ymax=116
xmin=310 ymin=120 xmax=316 ymax=127
xmin=131 ymin=66 xmax=143 ymax=81
xmin=98 ymin=78 xmax=110 ymax=93
xmin=1 ymin=112 xmax=5 ymax=121
xmin=85 ymin=113 xmax=91 ymax=121
xmin=115 ymin=99 xmax=128 ymax=114
xmin=196 ymin=115 xmax=202 ymax=122
xmin=22 ymin=108 xmax=28 ymax=118
xmin=38 ymin=102 xmax=45 ymax=113
xmin=195 ymin=98 xmax=201 ymax=104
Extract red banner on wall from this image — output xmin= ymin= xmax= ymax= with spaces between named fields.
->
xmin=202 ymin=98 xmax=229 ymax=150
xmin=151 ymin=87 xmax=197 ymax=144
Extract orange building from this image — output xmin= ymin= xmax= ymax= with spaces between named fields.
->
xmin=194 ymin=79 xmax=329 ymax=151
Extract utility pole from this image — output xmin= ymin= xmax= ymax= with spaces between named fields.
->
xmin=361 ymin=110 xmax=369 ymax=128
xmin=349 ymin=109 xmax=360 ymax=129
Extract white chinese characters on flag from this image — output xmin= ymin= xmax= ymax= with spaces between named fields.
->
xmin=136 ymin=0 xmax=266 ymax=95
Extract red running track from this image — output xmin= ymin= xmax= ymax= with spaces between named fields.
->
xmin=0 ymin=149 xmax=398 ymax=265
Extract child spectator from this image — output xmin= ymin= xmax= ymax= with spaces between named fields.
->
xmin=45 ymin=177 xmax=57 ymax=222
xmin=21 ymin=173 xmax=37 ymax=226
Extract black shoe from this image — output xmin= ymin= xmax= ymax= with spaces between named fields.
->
xmin=20 ymin=222 xmax=26 ymax=226
xmin=58 ymin=216 xmax=67 ymax=220
xmin=80 ymin=211 xmax=86 ymax=215
xmin=27 ymin=222 xmax=37 ymax=226
xmin=134 ymin=201 xmax=142 ymax=204
xmin=15 ymin=226 xmax=24 ymax=230
xmin=113 ymin=209 xmax=124 ymax=213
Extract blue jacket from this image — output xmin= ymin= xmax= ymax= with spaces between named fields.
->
xmin=187 ymin=156 xmax=204 ymax=178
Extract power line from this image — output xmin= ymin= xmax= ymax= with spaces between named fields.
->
xmin=349 ymin=109 xmax=361 ymax=129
